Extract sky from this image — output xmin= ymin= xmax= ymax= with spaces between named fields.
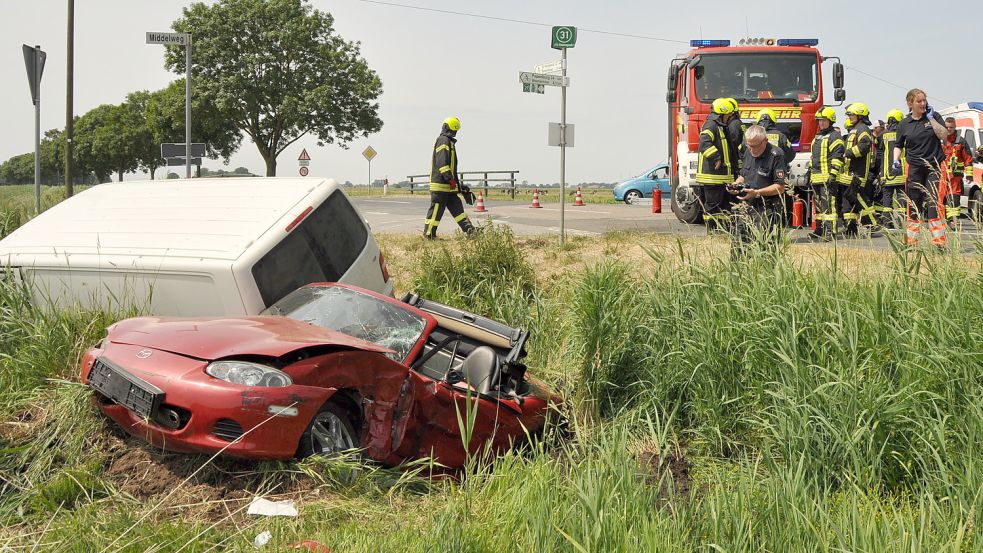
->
xmin=1 ymin=0 xmax=980 ymax=185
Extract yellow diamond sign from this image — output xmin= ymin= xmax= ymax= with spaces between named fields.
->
xmin=362 ymin=146 xmax=377 ymax=161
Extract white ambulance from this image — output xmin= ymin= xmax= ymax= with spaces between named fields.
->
xmin=939 ymin=102 xmax=983 ymax=220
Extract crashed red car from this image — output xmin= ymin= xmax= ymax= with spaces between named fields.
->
xmin=80 ymin=283 xmax=558 ymax=469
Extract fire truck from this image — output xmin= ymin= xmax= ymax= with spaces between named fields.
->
xmin=666 ymin=38 xmax=846 ymax=223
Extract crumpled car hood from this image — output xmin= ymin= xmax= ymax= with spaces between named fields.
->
xmin=107 ymin=316 xmax=393 ymax=361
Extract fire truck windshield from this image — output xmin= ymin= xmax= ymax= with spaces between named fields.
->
xmin=693 ymin=52 xmax=818 ymax=104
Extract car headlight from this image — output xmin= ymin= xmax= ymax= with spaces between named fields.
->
xmin=205 ymin=361 xmax=293 ymax=387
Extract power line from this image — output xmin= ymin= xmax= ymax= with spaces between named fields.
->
xmin=355 ymin=0 xmax=689 ymax=44
xmin=844 ymin=65 xmax=955 ymax=107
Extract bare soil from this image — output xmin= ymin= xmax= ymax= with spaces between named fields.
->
xmin=638 ymin=444 xmax=692 ymax=504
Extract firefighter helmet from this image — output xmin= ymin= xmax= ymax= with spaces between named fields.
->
xmin=886 ymin=109 xmax=904 ymax=123
xmin=757 ymin=108 xmax=777 ymax=123
xmin=815 ymin=107 xmax=837 ymax=123
xmin=845 ymin=103 xmax=870 ymax=117
xmin=442 ymin=116 xmax=462 ymax=132
xmin=844 ymin=118 xmax=854 ymax=129
xmin=712 ymin=97 xmax=738 ymax=115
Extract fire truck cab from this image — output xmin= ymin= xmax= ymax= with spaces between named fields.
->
xmin=666 ymin=38 xmax=845 ymax=224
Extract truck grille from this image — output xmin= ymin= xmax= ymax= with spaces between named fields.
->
xmin=212 ymin=419 xmax=244 ymax=442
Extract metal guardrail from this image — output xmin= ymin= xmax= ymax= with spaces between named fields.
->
xmin=406 ymin=170 xmax=520 ymax=198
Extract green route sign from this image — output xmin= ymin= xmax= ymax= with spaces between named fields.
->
xmin=551 ymin=26 xmax=577 ymax=49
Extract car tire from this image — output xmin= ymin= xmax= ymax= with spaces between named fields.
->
xmin=670 ymin=176 xmax=704 ymax=224
xmin=624 ymin=190 xmax=642 ymax=205
xmin=969 ymin=189 xmax=983 ymax=225
xmin=297 ymin=401 xmax=359 ymax=458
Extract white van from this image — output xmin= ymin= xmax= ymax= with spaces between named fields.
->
xmin=939 ymin=102 xmax=982 ymax=219
xmin=0 ymin=177 xmax=393 ymax=316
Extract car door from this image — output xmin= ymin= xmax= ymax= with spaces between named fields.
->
xmin=652 ymin=165 xmax=671 ymax=193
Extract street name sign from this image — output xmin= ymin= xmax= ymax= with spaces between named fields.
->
xmin=518 ymin=72 xmax=569 ymax=87
xmin=535 ymin=60 xmax=564 ymax=75
xmin=146 ymin=32 xmax=189 ymax=46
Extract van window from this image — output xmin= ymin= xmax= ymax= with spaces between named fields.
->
xmin=252 ymin=191 xmax=368 ymax=307
xmin=964 ymin=129 xmax=978 ymax=151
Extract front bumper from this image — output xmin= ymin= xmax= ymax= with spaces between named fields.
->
xmin=80 ymin=344 xmax=332 ymax=460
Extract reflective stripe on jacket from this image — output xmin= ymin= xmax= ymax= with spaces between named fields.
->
xmin=809 ymin=128 xmax=844 ymax=184
xmin=880 ymin=124 xmax=904 ymax=185
xmin=837 ymin=121 xmax=873 ymax=184
xmin=430 ymin=131 xmax=458 ymax=192
xmin=696 ymin=115 xmax=735 ymax=185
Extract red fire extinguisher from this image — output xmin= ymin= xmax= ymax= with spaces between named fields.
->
xmin=652 ymin=188 xmax=662 ymax=214
xmin=792 ymin=198 xmax=805 ymax=227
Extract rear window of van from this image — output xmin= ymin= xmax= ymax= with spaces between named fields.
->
xmin=252 ymin=191 xmax=368 ymax=306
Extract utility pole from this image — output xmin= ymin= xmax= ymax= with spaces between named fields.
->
xmin=65 ymin=0 xmax=74 ymax=197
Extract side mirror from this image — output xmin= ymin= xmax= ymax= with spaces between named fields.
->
xmin=834 ymin=89 xmax=846 ymax=102
xmin=832 ymin=62 xmax=844 ymax=89
xmin=666 ymin=90 xmax=677 ymax=103
xmin=666 ymin=64 xmax=678 ymax=92
xmin=687 ymin=55 xmax=702 ymax=69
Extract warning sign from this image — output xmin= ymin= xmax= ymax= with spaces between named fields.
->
xmin=298 ymin=148 xmax=311 ymax=161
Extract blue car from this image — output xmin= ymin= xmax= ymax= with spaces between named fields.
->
xmin=612 ymin=164 xmax=670 ymax=204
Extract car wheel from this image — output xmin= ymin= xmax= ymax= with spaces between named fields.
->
xmin=624 ymin=190 xmax=643 ymax=205
xmin=969 ymin=189 xmax=983 ymax=225
xmin=298 ymin=402 xmax=358 ymax=458
xmin=670 ymin=176 xmax=704 ymax=224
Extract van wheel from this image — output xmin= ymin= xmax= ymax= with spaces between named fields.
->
xmin=670 ymin=176 xmax=703 ymax=224
xmin=624 ymin=190 xmax=642 ymax=205
xmin=297 ymin=402 xmax=359 ymax=458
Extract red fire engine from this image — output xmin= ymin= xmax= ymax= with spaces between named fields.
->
xmin=666 ymin=38 xmax=845 ymax=223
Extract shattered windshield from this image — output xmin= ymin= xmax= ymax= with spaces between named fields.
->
xmin=262 ymin=286 xmax=426 ymax=362
xmin=694 ymin=53 xmax=818 ymax=104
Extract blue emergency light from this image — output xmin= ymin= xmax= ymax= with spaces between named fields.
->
xmin=690 ymin=39 xmax=731 ymax=48
xmin=777 ymin=38 xmax=819 ymax=46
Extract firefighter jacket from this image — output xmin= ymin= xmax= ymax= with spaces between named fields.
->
xmin=697 ymin=114 xmax=736 ymax=185
xmin=809 ymin=127 xmax=844 ymax=185
xmin=728 ymin=117 xmax=747 ymax=170
xmin=429 ymin=130 xmax=459 ymax=192
xmin=758 ymin=118 xmax=796 ymax=168
xmin=944 ymin=134 xmax=974 ymax=178
xmin=837 ymin=121 xmax=873 ymax=185
xmin=879 ymin=122 xmax=904 ymax=186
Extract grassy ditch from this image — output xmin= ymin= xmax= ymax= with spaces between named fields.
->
xmin=0 ymin=219 xmax=981 ymax=550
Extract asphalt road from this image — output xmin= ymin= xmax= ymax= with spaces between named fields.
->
xmin=354 ymin=196 xmax=982 ymax=250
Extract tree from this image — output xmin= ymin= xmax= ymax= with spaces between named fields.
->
xmin=0 ymin=154 xmax=34 ymax=184
xmin=166 ymin=0 xmax=383 ymax=176
xmin=74 ymin=105 xmax=118 ymax=183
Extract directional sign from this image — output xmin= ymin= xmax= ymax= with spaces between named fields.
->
xmin=519 ymin=72 xmax=569 ymax=87
xmin=298 ymin=148 xmax=311 ymax=161
xmin=161 ymin=143 xmax=205 ymax=159
xmin=146 ymin=32 xmax=189 ymax=46
xmin=362 ymin=146 xmax=377 ymax=161
xmin=522 ymin=83 xmax=545 ymax=94
xmin=551 ymin=26 xmax=577 ymax=50
xmin=22 ymin=45 xmax=46 ymax=104
xmin=535 ymin=60 xmax=564 ymax=75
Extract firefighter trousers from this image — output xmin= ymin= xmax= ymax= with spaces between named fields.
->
xmin=702 ymin=184 xmax=733 ymax=232
xmin=812 ymin=181 xmax=838 ymax=238
xmin=878 ymin=185 xmax=907 ymax=229
xmin=424 ymin=191 xmax=475 ymax=239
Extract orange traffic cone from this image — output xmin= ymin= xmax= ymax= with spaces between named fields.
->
xmin=530 ymin=188 xmax=543 ymax=208
xmin=574 ymin=186 xmax=585 ymax=206
xmin=474 ymin=191 xmax=487 ymax=212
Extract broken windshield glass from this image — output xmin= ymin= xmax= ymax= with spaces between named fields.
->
xmin=262 ymin=286 xmax=427 ymax=362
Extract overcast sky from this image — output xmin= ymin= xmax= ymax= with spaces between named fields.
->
xmin=1 ymin=0 xmax=980 ymax=185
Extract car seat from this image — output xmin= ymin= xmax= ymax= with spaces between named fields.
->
xmin=461 ymin=346 xmax=500 ymax=395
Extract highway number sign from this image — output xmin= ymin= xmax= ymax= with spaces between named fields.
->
xmin=551 ymin=26 xmax=577 ymax=49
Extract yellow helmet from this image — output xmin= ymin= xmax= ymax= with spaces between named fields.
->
xmin=886 ymin=109 xmax=904 ymax=123
xmin=844 ymin=118 xmax=854 ymax=129
xmin=815 ymin=107 xmax=837 ymax=123
xmin=845 ymin=102 xmax=870 ymax=118
xmin=712 ymin=97 xmax=738 ymax=115
xmin=757 ymin=108 xmax=777 ymax=123
xmin=443 ymin=116 xmax=462 ymax=132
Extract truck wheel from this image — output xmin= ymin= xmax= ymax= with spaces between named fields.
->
xmin=969 ymin=189 xmax=983 ymax=225
xmin=670 ymin=177 xmax=703 ymax=224
xmin=624 ymin=190 xmax=642 ymax=205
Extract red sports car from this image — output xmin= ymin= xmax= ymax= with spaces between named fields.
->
xmin=80 ymin=284 xmax=558 ymax=469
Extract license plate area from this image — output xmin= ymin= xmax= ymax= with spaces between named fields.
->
xmin=89 ymin=357 xmax=164 ymax=419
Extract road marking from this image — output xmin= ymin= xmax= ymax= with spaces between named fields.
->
xmin=537 ymin=208 xmax=611 ymax=214
xmin=363 ymin=200 xmax=411 ymax=204
xmin=364 ymin=211 xmax=389 ymax=215
xmin=546 ymin=227 xmax=600 ymax=236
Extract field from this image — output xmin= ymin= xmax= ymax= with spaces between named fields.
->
xmin=1 ymin=187 xmax=981 ymax=551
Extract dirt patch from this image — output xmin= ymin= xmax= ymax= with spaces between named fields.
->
xmin=0 ymin=405 xmax=46 ymax=444
xmin=638 ymin=445 xmax=692 ymax=503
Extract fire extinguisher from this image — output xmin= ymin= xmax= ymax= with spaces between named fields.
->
xmin=792 ymin=198 xmax=805 ymax=227
xmin=652 ymin=188 xmax=662 ymax=214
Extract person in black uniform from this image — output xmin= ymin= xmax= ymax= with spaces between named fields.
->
xmin=892 ymin=89 xmax=948 ymax=248
xmin=727 ymin=124 xmax=788 ymax=259
xmin=424 ymin=116 xmax=476 ymax=239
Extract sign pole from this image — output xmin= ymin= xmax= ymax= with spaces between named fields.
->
xmin=185 ymin=35 xmax=192 ymax=179
xmin=34 ymin=77 xmax=41 ymax=214
xmin=559 ymin=47 xmax=567 ymax=245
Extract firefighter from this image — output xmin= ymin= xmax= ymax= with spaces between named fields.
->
xmin=727 ymin=124 xmax=788 ymax=260
xmin=892 ymin=88 xmax=948 ymax=248
xmin=697 ymin=97 xmax=741 ymax=232
xmin=424 ymin=116 xmax=476 ymax=239
xmin=878 ymin=109 xmax=906 ymax=228
xmin=941 ymin=117 xmax=974 ymax=227
xmin=869 ymin=120 xmax=885 ymax=225
xmin=837 ymin=103 xmax=875 ymax=236
xmin=807 ymin=107 xmax=845 ymax=241
xmin=756 ymin=108 xmax=796 ymax=169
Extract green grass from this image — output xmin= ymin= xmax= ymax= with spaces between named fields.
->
xmin=0 ymin=186 xmax=981 ymax=551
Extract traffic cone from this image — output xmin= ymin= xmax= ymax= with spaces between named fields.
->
xmin=574 ymin=186 xmax=585 ymax=206
xmin=530 ymin=188 xmax=543 ymax=208
xmin=474 ymin=191 xmax=487 ymax=212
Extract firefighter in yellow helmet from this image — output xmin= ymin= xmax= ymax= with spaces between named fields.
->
xmin=877 ymin=109 xmax=907 ymax=228
xmin=424 ymin=116 xmax=476 ymax=239
xmin=838 ymin=102 xmax=876 ymax=236
xmin=807 ymin=107 xmax=845 ymax=241
xmin=696 ymin=97 xmax=741 ymax=231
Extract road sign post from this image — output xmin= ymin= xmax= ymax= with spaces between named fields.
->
xmin=23 ymin=44 xmax=46 ymax=214
xmin=552 ymin=27 xmax=575 ymax=244
xmin=147 ymin=32 xmax=192 ymax=178
xmin=362 ymin=146 xmax=377 ymax=188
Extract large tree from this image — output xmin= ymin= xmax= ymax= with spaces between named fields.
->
xmin=166 ymin=0 xmax=383 ymax=176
